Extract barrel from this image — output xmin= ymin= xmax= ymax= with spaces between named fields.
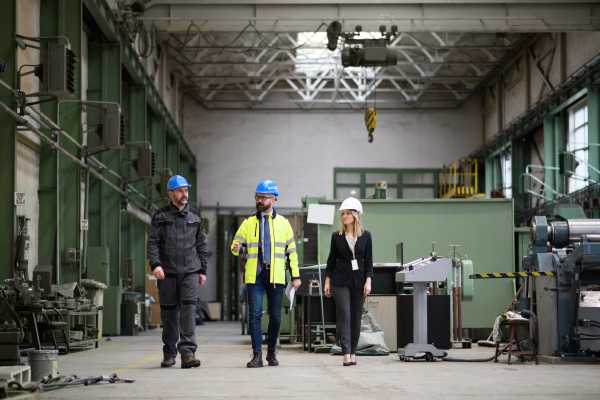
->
xmin=27 ymin=349 xmax=59 ymax=380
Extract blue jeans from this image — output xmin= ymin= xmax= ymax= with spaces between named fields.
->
xmin=246 ymin=268 xmax=284 ymax=354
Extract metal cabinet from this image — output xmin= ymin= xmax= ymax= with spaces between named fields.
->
xmin=365 ymin=295 xmax=397 ymax=352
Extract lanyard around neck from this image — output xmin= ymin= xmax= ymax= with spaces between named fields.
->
xmin=345 ymin=232 xmax=357 ymax=260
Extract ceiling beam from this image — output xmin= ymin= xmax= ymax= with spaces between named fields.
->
xmin=141 ymin=2 xmax=600 ymax=33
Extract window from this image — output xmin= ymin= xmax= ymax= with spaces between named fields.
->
xmin=567 ymin=101 xmax=589 ymax=193
xmin=501 ymin=150 xmax=512 ymax=199
xmin=334 ymin=168 xmax=440 ymax=199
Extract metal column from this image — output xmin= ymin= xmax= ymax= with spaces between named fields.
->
xmin=149 ymin=117 xmax=167 ymax=207
xmin=511 ymin=137 xmax=531 ymax=210
xmin=0 ymin=0 xmax=18 ymax=282
xmin=554 ymin=113 xmax=567 ymax=195
xmin=588 ymin=87 xmax=600 ymax=183
xmin=39 ymin=0 xmax=83 ymax=284
xmin=167 ymin=136 xmax=180 ymax=175
xmin=123 ymin=85 xmax=147 ymax=293
xmin=543 ymin=117 xmax=557 ymax=201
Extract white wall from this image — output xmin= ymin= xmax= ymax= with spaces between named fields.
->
xmin=483 ymin=33 xmax=600 ymax=141
xmin=184 ymin=96 xmax=483 ymax=209
xmin=16 ymin=0 xmax=41 ymax=278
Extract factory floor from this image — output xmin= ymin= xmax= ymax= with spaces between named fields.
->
xmin=34 ymin=322 xmax=599 ymax=400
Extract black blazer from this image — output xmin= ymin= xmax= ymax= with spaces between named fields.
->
xmin=326 ymin=230 xmax=374 ymax=290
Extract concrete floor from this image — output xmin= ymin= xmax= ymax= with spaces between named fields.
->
xmin=34 ymin=322 xmax=599 ymax=400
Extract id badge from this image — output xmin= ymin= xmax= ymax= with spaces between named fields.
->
xmin=351 ymin=259 xmax=359 ymax=271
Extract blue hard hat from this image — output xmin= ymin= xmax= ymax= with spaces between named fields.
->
xmin=167 ymin=175 xmax=192 ymax=191
xmin=255 ymin=180 xmax=279 ymax=196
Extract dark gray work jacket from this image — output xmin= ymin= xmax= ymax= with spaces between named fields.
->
xmin=147 ymin=202 xmax=208 ymax=276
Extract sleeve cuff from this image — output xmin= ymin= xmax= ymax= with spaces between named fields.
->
xmin=150 ymin=262 xmax=161 ymax=271
xmin=291 ymin=276 xmax=301 ymax=280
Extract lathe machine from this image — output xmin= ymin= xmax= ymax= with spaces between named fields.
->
xmin=523 ymin=217 xmax=600 ymax=359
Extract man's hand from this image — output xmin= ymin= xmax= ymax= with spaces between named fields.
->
xmin=292 ymin=279 xmax=301 ymax=290
xmin=198 ymin=274 xmax=207 ymax=287
xmin=233 ymin=241 xmax=242 ymax=253
xmin=153 ymin=266 xmax=165 ymax=280
xmin=324 ymin=279 xmax=331 ymax=298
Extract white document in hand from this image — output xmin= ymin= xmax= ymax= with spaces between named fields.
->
xmin=285 ymin=281 xmax=295 ymax=310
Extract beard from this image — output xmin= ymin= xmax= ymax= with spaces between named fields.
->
xmin=177 ymin=197 xmax=188 ymax=205
xmin=256 ymin=203 xmax=265 ymax=212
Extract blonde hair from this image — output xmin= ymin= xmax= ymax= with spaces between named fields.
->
xmin=337 ymin=210 xmax=364 ymax=237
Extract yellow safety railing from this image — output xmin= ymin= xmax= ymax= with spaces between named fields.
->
xmin=439 ymin=158 xmax=484 ymax=199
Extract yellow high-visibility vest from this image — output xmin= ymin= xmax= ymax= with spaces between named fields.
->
xmin=231 ymin=210 xmax=299 ymax=284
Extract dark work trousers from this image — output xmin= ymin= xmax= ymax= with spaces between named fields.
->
xmin=331 ymin=284 xmax=365 ymax=355
xmin=246 ymin=268 xmax=284 ymax=354
xmin=157 ymin=273 xmax=199 ymax=359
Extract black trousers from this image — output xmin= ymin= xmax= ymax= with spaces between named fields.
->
xmin=157 ymin=273 xmax=199 ymax=359
xmin=331 ymin=284 xmax=365 ymax=355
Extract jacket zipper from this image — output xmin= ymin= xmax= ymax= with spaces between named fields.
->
xmin=271 ymin=215 xmax=275 ymax=287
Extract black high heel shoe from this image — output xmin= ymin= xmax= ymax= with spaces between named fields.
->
xmin=350 ymin=361 xmax=357 ymax=365
xmin=343 ymin=361 xmax=352 ymax=366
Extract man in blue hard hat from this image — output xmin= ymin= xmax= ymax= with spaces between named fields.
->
xmin=147 ymin=175 xmax=208 ymax=369
xmin=231 ymin=180 xmax=301 ymax=368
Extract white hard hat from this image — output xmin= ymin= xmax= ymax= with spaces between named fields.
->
xmin=339 ymin=197 xmax=363 ymax=214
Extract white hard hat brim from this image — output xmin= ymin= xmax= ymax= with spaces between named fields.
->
xmin=338 ymin=197 xmax=363 ymax=214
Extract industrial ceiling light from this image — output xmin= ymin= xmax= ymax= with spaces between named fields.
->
xmin=326 ymin=21 xmax=342 ymax=51
xmin=246 ymin=48 xmax=259 ymax=54
xmin=0 ymin=59 xmax=7 ymax=73
xmin=328 ymin=22 xmax=399 ymax=68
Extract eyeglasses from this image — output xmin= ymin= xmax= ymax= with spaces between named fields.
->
xmin=255 ymin=195 xmax=275 ymax=201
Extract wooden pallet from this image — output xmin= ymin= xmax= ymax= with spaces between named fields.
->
xmin=0 ymin=365 xmax=31 ymax=386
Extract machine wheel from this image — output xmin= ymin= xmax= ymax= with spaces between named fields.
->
xmin=425 ymin=353 xmax=434 ymax=362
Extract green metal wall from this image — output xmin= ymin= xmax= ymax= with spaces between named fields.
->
xmin=314 ymin=198 xmax=515 ymax=329
xmin=0 ymin=0 xmax=18 ymax=283
xmin=0 ymin=0 xmax=197 ymax=335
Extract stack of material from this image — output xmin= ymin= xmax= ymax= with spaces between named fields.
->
xmin=145 ymin=261 xmax=161 ymax=326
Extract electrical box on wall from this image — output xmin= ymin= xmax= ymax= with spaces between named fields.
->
xmin=98 ymin=109 xmax=126 ymax=149
xmin=156 ymin=172 xmax=173 ymax=200
xmin=38 ymin=42 xmax=78 ymax=98
xmin=134 ymin=148 xmax=156 ymax=179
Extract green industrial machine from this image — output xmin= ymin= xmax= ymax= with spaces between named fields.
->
xmin=302 ymin=196 xmax=516 ymax=336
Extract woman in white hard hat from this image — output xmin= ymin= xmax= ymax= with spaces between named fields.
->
xmin=324 ymin=197 xmax=373 ymax=366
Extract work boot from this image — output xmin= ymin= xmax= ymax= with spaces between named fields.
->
xmin=181 ymin=356 xmax=201 ymax=368
xmin=161 ymin=357 xmax=176 ymax=368
xmin=247 ymin=352 xmax=263 ymax=368
xmin=266 ymin=350 xmax=279 ymax=366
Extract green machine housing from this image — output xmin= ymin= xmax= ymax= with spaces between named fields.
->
xmin=300 ymin=197 xmax=515 ymax=338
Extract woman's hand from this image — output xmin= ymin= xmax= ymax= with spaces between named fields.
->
xmin=363 ymin=277 xmax=371 ymax=297
xmin=324 ymin=277 xmax=331 ymax=298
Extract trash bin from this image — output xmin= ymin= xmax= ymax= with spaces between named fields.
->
xmin=121 ymin=292 xmax=141 ymax=336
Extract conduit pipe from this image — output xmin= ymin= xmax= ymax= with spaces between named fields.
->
xmin=0 ymin=99 xmax=153 ymax=218
xmin=0 ymin=79 xmax=157 ymax=211
xmin=123 ymin=202 xmax=152 ymax=226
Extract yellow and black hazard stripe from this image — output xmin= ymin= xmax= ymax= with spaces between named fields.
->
xmin=469 ymin=271 xmax=555 ymax=279
xmin=364 ymin=108 xmax=377 ymax=133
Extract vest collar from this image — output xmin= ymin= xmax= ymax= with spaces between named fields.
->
xmin=255 ymin=208 xmax=278 ymax=220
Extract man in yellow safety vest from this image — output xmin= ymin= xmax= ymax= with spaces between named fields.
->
xmin=231 ymin=180 xmax=301 ymax=368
